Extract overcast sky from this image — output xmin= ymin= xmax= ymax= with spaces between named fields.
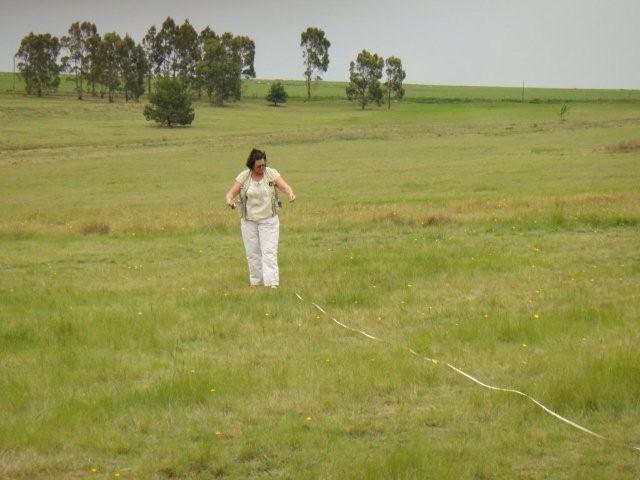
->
xmin=2 ymin=0 xmax=639 ymax=89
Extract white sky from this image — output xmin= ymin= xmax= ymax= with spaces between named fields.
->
xmin=2 ymin=0 xmax=639 ymax=89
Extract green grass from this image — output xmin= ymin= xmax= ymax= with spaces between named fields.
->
xmin=1 ymin=79 xmax=640 ymax=479
xmin=3 ymin=71 xmax=640 ymax=103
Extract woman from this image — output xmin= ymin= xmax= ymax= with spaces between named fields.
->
xmin=225 ymin=148 xmax=295 ymax=288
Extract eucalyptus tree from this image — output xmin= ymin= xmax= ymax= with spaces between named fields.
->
xmin=60 ymin=21 xmax=97 ymax=99
xmin=199 ymin=26 xmax=218 ymax=44
xmin=232 ymin=35 xmax=256 ymax=79
xmin=346 ymin=50 xmax=384 ymax=109
xmin=85 ymin=31 xmax=102 ymax=96
xmin=142 ymin=25 xmax=161 ymax=93
xmin=384 ymin=56 xmax=406 ymax=109
xmin=197 ymin=34 xmax=242 ymax=106
xmin=158 ymin=16 xmax=178 ymax=77
xmin=300 ymin=27 xmax=330 ymax=101
xmin=175 ymin=19 xmax=200 ymax=88
xmin=118 ymin=35 xmax=147 ymax=101
xmin=98 ymin=32 xmax=122 ymax=102
xmin=193 ymin=26 xmax=218 ymax=97
xmin=15 ymin=32 xmax=61 ymax=96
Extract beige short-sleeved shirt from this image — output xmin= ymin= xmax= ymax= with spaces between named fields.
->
xmin=235 ymin=167 xmax=280 ymax=221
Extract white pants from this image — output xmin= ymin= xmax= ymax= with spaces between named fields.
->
xmin=240 ymin=215 xmax=279 ymax=287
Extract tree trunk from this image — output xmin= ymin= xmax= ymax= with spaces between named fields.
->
xmin=147 ymin=75 xmax=151 ymax=96
xmin=306 ymin=73 xmax=311 ymax=101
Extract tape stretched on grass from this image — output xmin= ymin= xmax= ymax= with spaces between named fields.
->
xmin=295 ymin=293 xmax=640 ymax=453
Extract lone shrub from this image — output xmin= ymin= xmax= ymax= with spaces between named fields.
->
xmin=266 ymin=81 xmax=288 ymax=106
xmin=144 ymin=77 xmax=194 ymax=127
xmin=559 ymin=103 xmax=569 ymax=122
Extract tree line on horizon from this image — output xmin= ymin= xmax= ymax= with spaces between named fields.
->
xmin=14 ymin=18 xmax=255 ymax=105
xmin=14 ymin=21 xmax=406 ymax=110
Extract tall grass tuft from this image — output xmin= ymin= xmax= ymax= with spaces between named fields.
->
xmin=79 ymin=221 xmax=110 ymax=235
xmin=604 ymin=139 xmax=640 ymax=154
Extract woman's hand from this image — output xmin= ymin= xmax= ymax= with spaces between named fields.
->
xmin=225 ymin=181 xmax=242 ymax=210
xmin=275 ymin=177 xmax=295 ymax=203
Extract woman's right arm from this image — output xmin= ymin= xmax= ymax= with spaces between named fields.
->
xmin=225 ymin=181 xmax=242 ymax=209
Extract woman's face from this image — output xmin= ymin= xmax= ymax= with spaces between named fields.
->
xmin=253 ymin=159 xmax=266 ymax=173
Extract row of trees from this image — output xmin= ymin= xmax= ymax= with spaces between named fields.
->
xmin=300 ymin=28 xmax=406 ymax=109
xmin=15 ymin=18 xmax=256 ymax=105
xmin=16 ymin=23 xmax=148 ymax=101
xmin=142 ymin=18 xmax=255 ymax=105
xmin=15 ymin=22 xmax=406 ymax=110
xmin=60 ymin=22 xmax=148 ymax=102
xmin=347 ymin=51 xmax=406 ymax=110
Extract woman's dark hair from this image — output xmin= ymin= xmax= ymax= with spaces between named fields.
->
xmin=246 ymin=148 xmax=267 ymax=170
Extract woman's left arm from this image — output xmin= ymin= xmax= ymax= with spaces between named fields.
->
xmin=275 ymin=176 xmax=296 ymax=202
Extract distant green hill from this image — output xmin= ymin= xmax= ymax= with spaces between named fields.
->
xmin=2 ymin=72 xmax=639 ymax=103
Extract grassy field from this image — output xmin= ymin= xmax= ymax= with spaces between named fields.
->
xmin=3 ymin=71 xmax=640 ymax=103
xmin=1 ymin=76 xmax=640 ymax=479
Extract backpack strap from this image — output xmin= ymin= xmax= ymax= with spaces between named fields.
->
xmin=266 ymin=168 xmax=282 ymax=215
xmin=238 ymin=170 xmax=251 ymax=219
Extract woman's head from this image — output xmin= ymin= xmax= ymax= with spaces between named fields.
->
xmin=246 ymin=148 xmax=267 ymax=172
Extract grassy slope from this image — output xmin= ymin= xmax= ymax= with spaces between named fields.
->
xmin=0 ymin=82 xmax=639 ymax=479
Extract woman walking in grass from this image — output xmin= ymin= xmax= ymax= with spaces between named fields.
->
xmin=225 ymin=148 xmax=296 ymax=288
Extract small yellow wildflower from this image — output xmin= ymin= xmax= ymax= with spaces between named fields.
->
xmin=305 ymin=416 xmax=312 ymax=421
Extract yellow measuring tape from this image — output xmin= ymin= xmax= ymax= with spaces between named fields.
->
xmin=296 ymin=293 xmax=640 ymax=453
